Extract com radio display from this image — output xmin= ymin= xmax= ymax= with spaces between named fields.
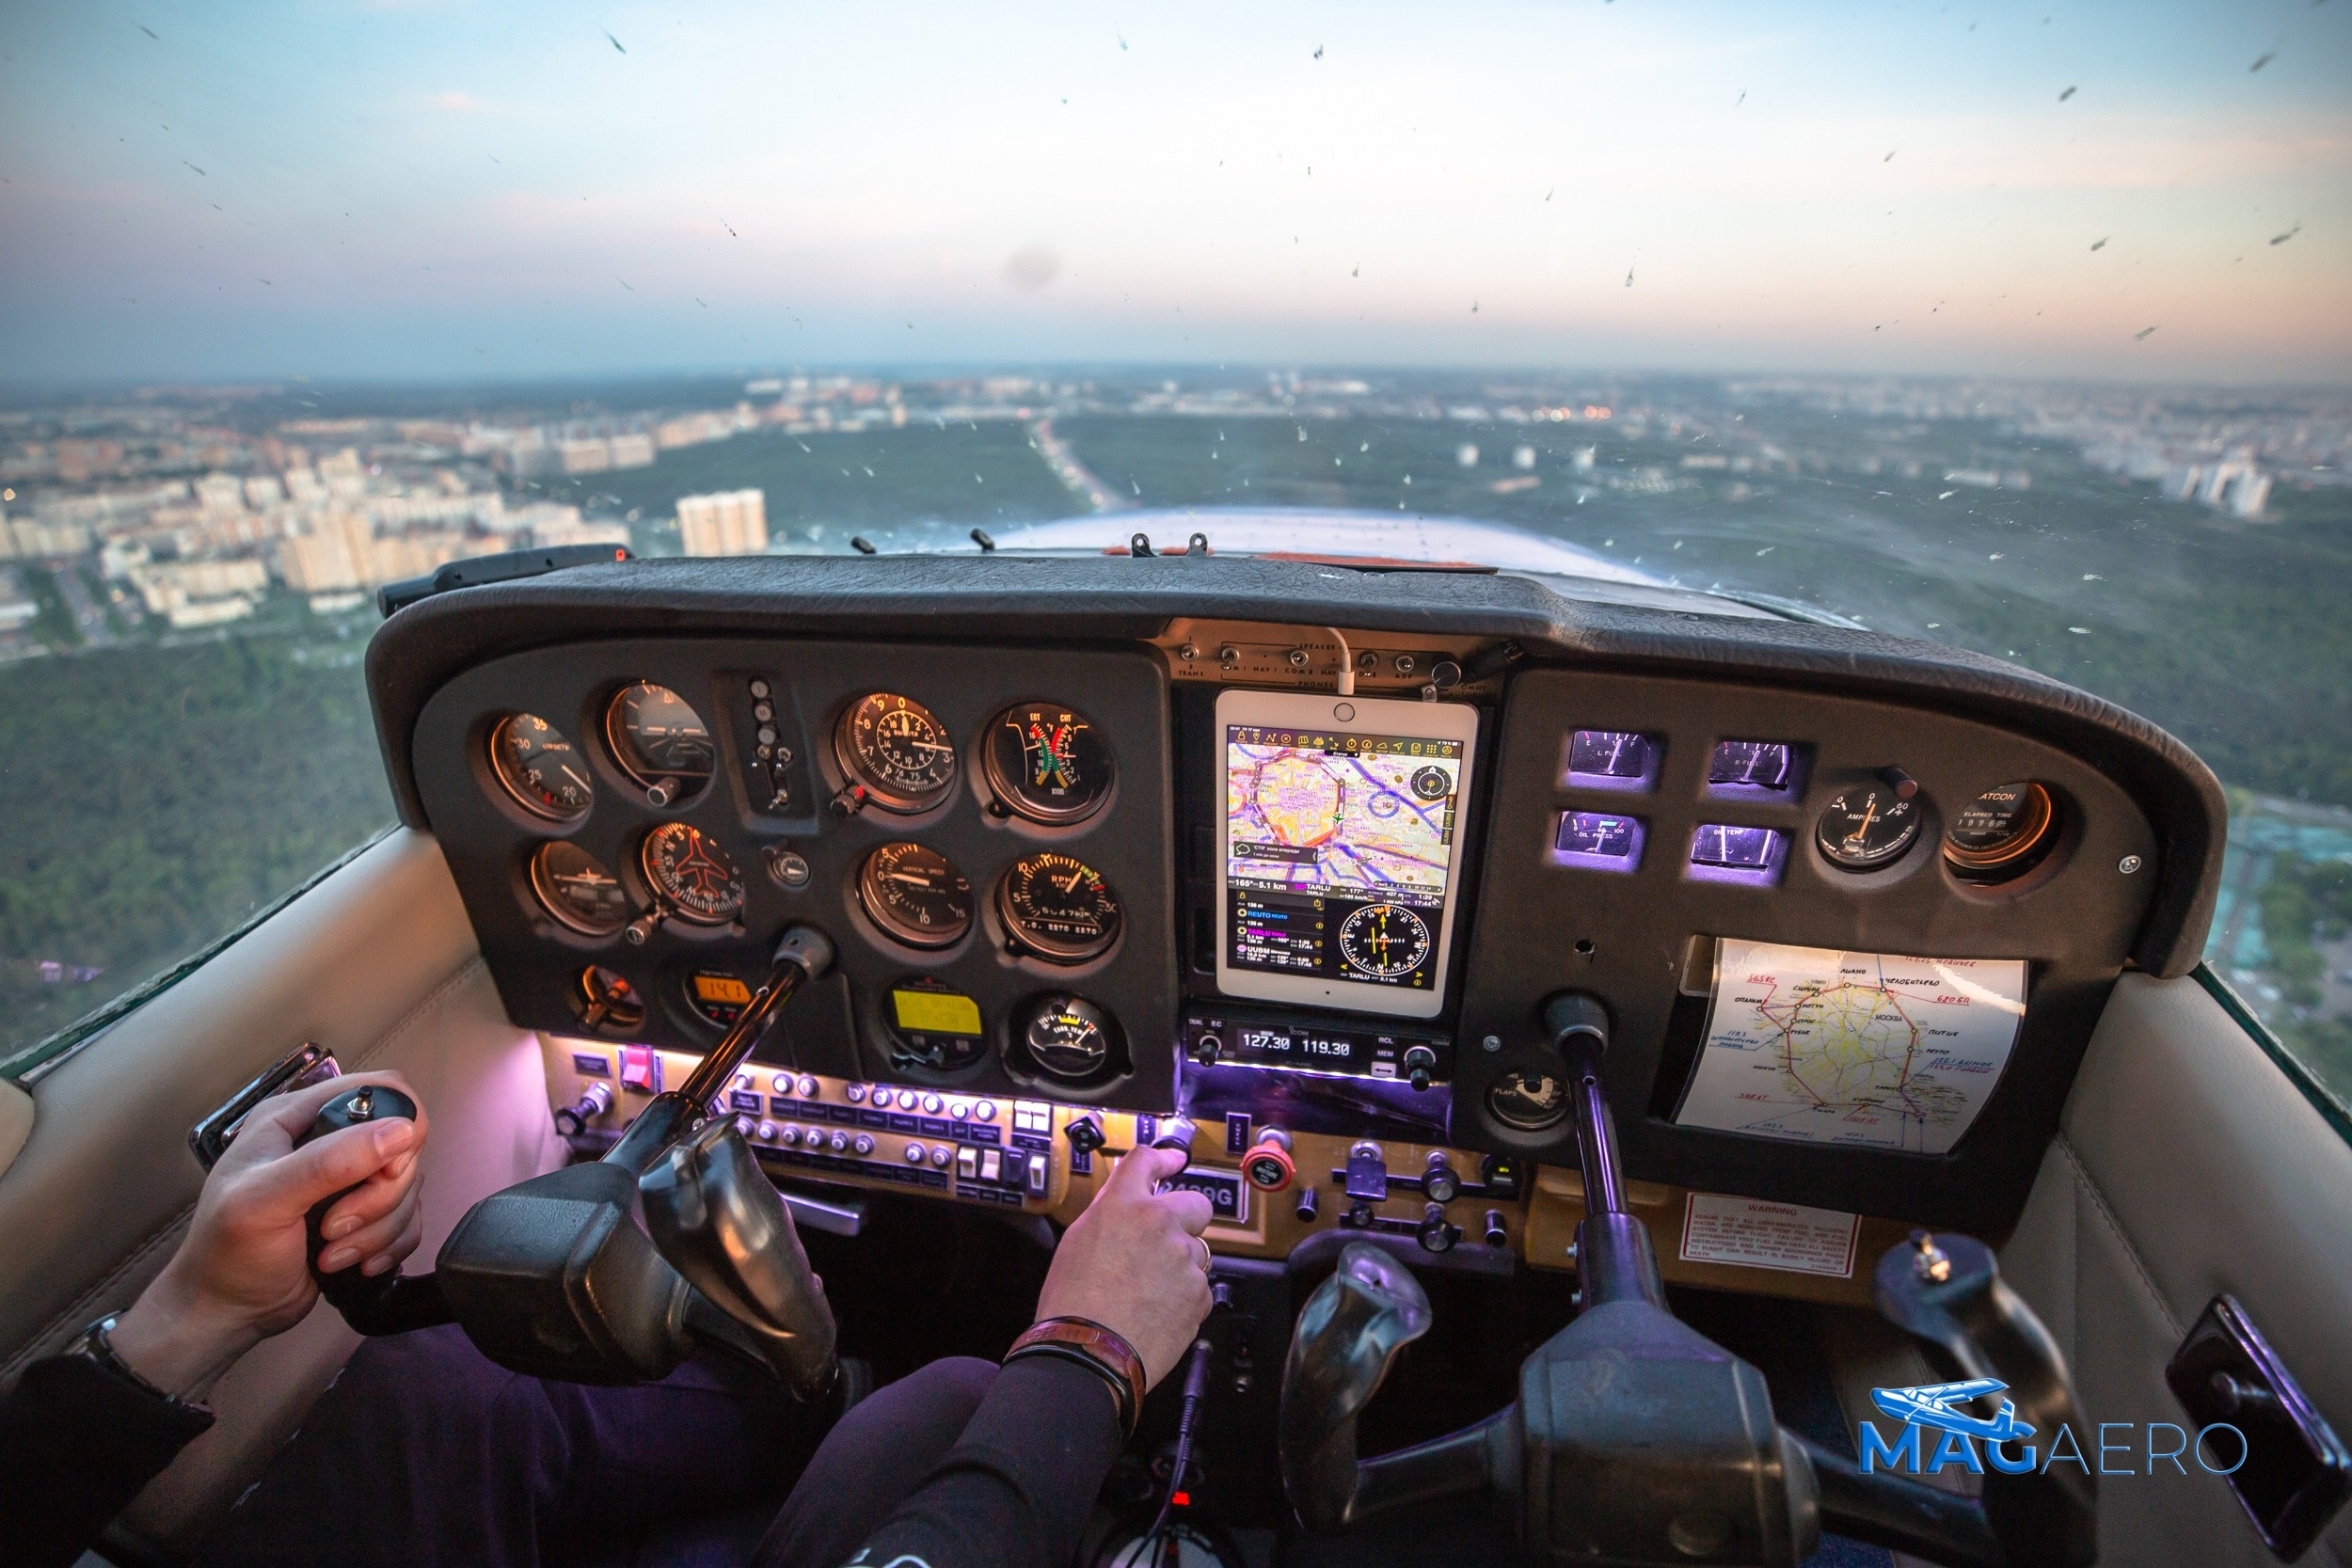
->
xmin=1216 ymin=693 xmax=1478 ymax=1020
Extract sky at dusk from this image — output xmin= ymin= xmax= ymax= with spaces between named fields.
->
xmin=1 ymin=0 xmax=2346 ymax=385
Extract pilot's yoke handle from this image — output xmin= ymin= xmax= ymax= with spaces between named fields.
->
xmin=294 ymin=926 xmax=845 ymax=1393
xmin=1277 ymin=991 xmax=2098 ymax=1568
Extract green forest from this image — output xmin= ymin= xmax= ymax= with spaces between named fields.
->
xmin=0 ymin=626 xmax=392 ymax=1068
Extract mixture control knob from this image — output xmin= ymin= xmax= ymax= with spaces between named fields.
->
xmin=1242 ymin=1131 xmax=1296 ymax=1193
xmin=1484 ymin=1209 xmax=1509 ymax=1248
xmin=1064 ymin=1113 xmax=1107 ymax=1158
xmin=1417 ymin=1203 xmax=1460 ymax=1255
xmin=1422 ymin=1152 xmax=1460 ymax=1205
xmin=1402 ymin=1044 xmax=1439 ymax=1093
xmin=553 ymin=1081 xmax=613 ymax=1138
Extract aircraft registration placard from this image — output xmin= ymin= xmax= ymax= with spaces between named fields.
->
xmin=1673 ymin=940 xmax=2026 ymax=1155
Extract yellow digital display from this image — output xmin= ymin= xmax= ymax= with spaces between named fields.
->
xmin=892 ymin=988 xmax=983 ymax=1037
xmin=692 ymin=974 xmax=753 ymax=1006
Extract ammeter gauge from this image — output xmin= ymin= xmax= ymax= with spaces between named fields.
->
xmin=1815 ymin=786 xmax=1922 ymax=871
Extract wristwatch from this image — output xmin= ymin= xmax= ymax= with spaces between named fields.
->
xmin=60 ymin=1314 xmax=214 ymax=1417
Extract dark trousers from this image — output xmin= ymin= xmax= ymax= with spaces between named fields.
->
xmin=195 ymin=1325 xmax=996 ymax=1568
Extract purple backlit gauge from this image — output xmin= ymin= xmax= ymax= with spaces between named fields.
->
xmin=1708 ymin=739 xmax=1796 ymax=793
xmin=1554 ymin=811 xmax=1644 ymax=871
xmin=1688 ymin=823 xmax=1787 ymax=885
xmin=1566 ymin=729 xmax=1659 ymax=791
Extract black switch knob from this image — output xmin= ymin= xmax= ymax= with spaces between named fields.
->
xmin=1065 ymin=1113 xmax=1107 ymax=1157
xmin=1402 ymin=1043 xmax=1438 ymax=1093
xmin=1416 ymin=1203 xmax=1459 ymax=1254
xmin=1484 ymin=1209 xmax=1509 ymax=1248
xmin=1422 ymin=1152 xmax=1460 ymax=1204
xmin=553 ymin=1081 xmax=612 ymax=1138
xmin=1295 ymin=1185 xmax=1320 ymax=1224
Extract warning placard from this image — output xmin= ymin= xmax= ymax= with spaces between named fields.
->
xmin=1678 ymin=1193 xmax=1860 ymax=1278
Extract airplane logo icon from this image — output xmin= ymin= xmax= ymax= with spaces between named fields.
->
xmin=1870 ymin=1378 xmax=2036 ymax=1444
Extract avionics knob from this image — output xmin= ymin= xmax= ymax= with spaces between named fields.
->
xmin=553 ymin=1081 xmax=613 ymax=1138
xmin=1417 ymin=1202 xmax=1460 ymax=1254
xmin=1192 ymin=1033 xmax=1222 ymax=1066
xmin=1403 ymin=1044 xmax=1439 ymax=1092
xmin=1243 ymin=1130 xmax=1296 ymax=1192
xmin=1422 ymin=1152 xmax=1460 ymax=1204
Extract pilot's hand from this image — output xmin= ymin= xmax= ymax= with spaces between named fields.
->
xmin=108 ymin=1070 xmax=429 ymax=1399
xmin=1034 ymin=1142 xmax=1214 ymax=1387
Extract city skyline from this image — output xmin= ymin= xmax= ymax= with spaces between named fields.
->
xmin=1 ymin=0 xmax=2347 ymax=385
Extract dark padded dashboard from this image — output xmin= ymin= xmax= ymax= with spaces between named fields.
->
xmin=372 ymin=551 xmax=2226 ymax=1237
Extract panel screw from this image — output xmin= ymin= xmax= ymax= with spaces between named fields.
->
xmin=2118 ymin=854 xmax=2143 ymax=875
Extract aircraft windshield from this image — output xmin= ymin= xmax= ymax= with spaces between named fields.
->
xmin=0 ymin=3 xmax=2345 ymax=1101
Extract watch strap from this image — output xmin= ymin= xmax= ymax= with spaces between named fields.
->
xmin=66 ymin=1315 xmax=214 ymax=1417
xmin=1004 ymin=1316 xmax=1145 ymax=1435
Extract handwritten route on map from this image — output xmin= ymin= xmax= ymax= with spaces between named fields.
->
xmin=1672 ymin=940 xmax=2026 ymax=1155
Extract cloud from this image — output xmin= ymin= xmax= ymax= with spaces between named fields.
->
xmin=428 ymin=89 xmax=485 ymax=113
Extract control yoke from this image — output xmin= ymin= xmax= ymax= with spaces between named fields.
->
xmin=295 ymin=926 xmax=844 ymax=1393
xmin=1278 ymin=992 xmax=2097 ymax=1568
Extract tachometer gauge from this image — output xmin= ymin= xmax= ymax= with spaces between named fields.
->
xmin=489 ymin=713 xmax=595 ymax=822
xmin=1336 ymin=903 xmax=1432 ymax=978
xmin=984 ymin=703 xmax=1114 ymax=825
xmin=1815 ymin=786 xmax=1922 ymax=871
xmin=997 ymin=852 xmax=1122 ymax=962
xmin=605 ymin=682 xmax=716 ymax=805
xmin=1023 ymin=994 xmax=1113 ymax=1082
xmin=835 ymin=692 xmax=957 ymax=813
xmin=1944 ymin=782 xmax=2058 ymax=880
xmin=857 ymin=842 xmax=974 ymax=948
xmin=529 ymin=840 xmax=629 ymax=936
xmin=639 ymin=822 xmax=744 ymax=924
